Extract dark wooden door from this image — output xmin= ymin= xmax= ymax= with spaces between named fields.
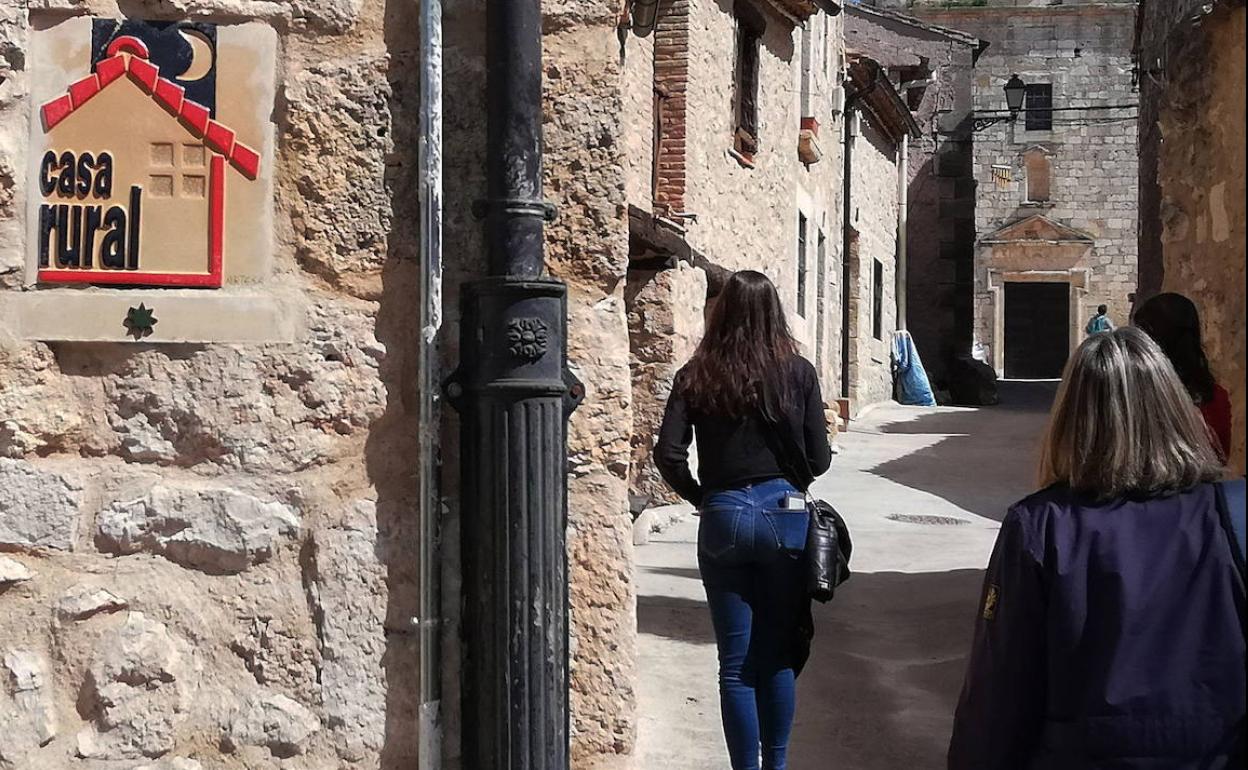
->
xmin=1004 ymin=282 xmax=1070 ymax=379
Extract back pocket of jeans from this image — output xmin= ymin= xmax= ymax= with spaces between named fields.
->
xmin=763 ymin=509 xmax=808 ymax=555
xmin=697 ymin=505 xmax=744 ymax=561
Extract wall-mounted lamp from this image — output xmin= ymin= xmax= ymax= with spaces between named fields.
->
xmin=630 ymin=0 xmax=660 ymax=36
xmin=972 ymin=73 xmax=1027 ymax=131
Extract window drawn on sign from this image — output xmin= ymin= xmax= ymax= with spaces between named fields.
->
xmin=36 ymin=26 xmax=260 ymax=289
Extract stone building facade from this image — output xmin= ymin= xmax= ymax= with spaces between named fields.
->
xmin=1135 ymin=0 xmax=1246 ymax=473
xmin=914 ymin=2 xmax=1139 ymax=380
xmin=844 ymin=3 xmax=981 ymax=390
xmin=842 ymin=56 xmax=917 ymax=411
xmin=0 ymin=2 xmax=640 ymax=770
xmin=622 ymin=0 xmax=852 ymax=506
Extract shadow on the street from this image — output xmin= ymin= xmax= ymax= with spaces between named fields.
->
xmin=644 ymin=565 xmax=704 ymax=582
xmin=638 ymin=569 xmax=986 ymax=770
xmin=637 ymin=593 xmax=716 ymax=645
xmin=792 ymin=569 xmax=984 ymax=770
xmin=867 ymin=381 xmax=1058 ymax=521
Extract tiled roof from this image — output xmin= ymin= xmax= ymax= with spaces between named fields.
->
xmin=846 ymin=56 xmax=921 ymax=145
xmin=845 ymin=2 xmax=981 ymax=48
xmin=40 ymin=40 xmax=260 ymax=180
xmin=749 ymin=0 xmax=840 ymax=23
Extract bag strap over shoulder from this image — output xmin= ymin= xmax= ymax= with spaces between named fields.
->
xmin=757 ymin=403 xmax=815 ymax=493
xmin=1213 ymin=479 xmax=1247 ymax=770
xmin=1216 ymin=478 xmax=1247 ymax=582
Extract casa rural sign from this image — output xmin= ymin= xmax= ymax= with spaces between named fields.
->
xmin=32 ymin=19 xmax=264 ymax=289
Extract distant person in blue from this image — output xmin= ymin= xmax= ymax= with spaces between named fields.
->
xmin=1085 ymin=304 xmax=1114 ymax=336
xmin=949 ymin=327 xmax=1245 ymax=770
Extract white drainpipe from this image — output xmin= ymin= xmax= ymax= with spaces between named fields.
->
xmin=418 ymin=0 xmax=444 ymax=763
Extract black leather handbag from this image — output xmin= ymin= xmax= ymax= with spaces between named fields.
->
xmin=804 ymin=497 xmax=853 ymax=602
xmin=759 ymin=406 xmax=852 ymax=603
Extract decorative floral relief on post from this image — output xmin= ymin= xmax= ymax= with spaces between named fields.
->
xmin=507 ymin=317 xmax=549 ymax=362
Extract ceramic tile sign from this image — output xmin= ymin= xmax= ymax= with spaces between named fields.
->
xmin=27 ymin=18 xmax=275 ymax=289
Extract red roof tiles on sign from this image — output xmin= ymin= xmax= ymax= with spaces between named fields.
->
xmin=179 ymin=99 xmax=210 ymax=135
xmin=153 ymin=78 xmax=185 ymax=115
xmin=68 ymin=74 xmax=102 ymax=109
xmin=126 ymin=56 xmax=159 ymax=92
xmin=39 ymin=51 xmax=261 ymax=179
xmin=95 ymin=55 xmax=127 ymax=87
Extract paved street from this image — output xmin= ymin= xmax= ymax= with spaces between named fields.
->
xmin=635 ymin=381 xmax=1057 ymax=770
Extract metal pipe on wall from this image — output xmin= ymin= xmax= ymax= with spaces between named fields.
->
xmin=417 ymin=0 xmax=445 ymax=762
xmin=445 ymin=0 xmax=583 ymax=765
xmin=840 ymin=106 xmax=857 ymax=401
xmin=897 ymin=132 xmax=908 ymax=331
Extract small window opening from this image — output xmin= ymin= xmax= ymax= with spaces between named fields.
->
xmin=1024 ymin=83 xmax=1053 ymax=131
xmin=872 ymin=259 xmax=884 ymax=340
xmin=733 ymin=2 xmax=764 ymax=158
xmin=797 ymin=213 xmax=809 ymax=318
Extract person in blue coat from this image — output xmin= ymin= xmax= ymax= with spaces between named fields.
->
xmin=948 ymin=327 xmax=1245 ymax=770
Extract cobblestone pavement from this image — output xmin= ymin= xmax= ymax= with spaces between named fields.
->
xmin=635 ymin=381 xmax=1057 ymax=770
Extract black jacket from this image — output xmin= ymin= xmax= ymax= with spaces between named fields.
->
xmin=654 ymin=355 xmax=832 ymax=505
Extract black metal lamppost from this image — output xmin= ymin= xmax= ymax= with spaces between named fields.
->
xmin=445 ymin=0 xmax=583 ymax=764
xmin=972 ymin=73 xmax=1028 ymax=131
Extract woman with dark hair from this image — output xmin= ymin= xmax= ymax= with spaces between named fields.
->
xmin=654 ymin=270 xmax=831 ymax=770
xmin=1133 ymin=292 xmax=1233 ymax=459
xmin=949 ymin=327 xmax=1245 ymax=770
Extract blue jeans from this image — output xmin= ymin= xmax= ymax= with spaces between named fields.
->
xmin=698 ymin=477 xmax=809 ymax=770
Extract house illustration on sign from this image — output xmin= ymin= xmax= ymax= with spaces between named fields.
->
xmin=37 ymin=34 xmax=260 ymax=288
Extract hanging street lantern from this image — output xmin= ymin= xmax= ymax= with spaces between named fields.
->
xmin=1004 ymin=74 xmax=1028 ymax=118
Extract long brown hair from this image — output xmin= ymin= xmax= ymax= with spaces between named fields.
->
xmin=1038 ymin=327 xmax=1223 ymax=500
xmin=678 ymin=270 xmax=798 ymax=419
xmin=1132 ymin=292 xmax=1218 ymax=405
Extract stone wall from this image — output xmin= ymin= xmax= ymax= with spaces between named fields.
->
xmin=846 ymin=120 xmax=899 ymax=411
xmin=0 ymin=2 xmax=423 ymax=770
xmin=2 ymin=2 xmax=641 ymax=770
xmin=626 ymin=263 xmax=707 ymax=507
xmin=1135 ymin=0 xmax=1247 ymax=473
xmin=917 ymin=4 xmax=1139 ymax=376
xmin=623 ymin=23 xmax=657 ymax=210
xmin=621 ymin=1 xmax=847 ymax=512
xmin=673 ymin=0 xmax=847 ymax=390
xmin=844 ymin=6 xmax=978 ymax=387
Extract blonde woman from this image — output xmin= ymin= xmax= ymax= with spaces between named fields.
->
xmin=949 ymin=327 xmax=1245 ymax=770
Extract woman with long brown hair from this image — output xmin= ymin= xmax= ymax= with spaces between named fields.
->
xmin=654 ymin=270 xmax=831 ymax=770
xmin=949 ymin=327 xmax=1245 ymax=770
xmin=1133 ymin=292 xmax=1233 ymax=460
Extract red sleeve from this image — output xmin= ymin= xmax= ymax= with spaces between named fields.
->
xmin=1199 ymin=385 xmax=1233 ymax=461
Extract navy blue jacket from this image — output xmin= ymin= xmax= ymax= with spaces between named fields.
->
xmin=949 ymin=482 xmax=1246 ymax=770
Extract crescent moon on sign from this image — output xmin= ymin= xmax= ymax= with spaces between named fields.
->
xmin=175 ymin=29 xmax=214 ymax=82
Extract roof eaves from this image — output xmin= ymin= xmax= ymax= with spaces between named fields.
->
xmin=845 ymin=2 xmax=981 ymax=47
xmin=848 ymin=57 xmax=921 ymax=145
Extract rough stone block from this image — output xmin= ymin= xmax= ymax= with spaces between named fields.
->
xmin=55 ymin=585 xmax=128 ymax=622
xmin=79 ymin=613 xmax=201 ymax=760
xmin=0 ymin=649 xmax=58 ymax=767
xmin=0 ymin=459 xmax=85 ymax=551
xmin=97 ymin=485 xmax=300 ymax=574
xmin=223 ymin=691 xmax=320 ymax=759
xmin=0 ymin=556 xmax=33 ymax=586
xmin=309 ymin=501 xmax=387 ymax=762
